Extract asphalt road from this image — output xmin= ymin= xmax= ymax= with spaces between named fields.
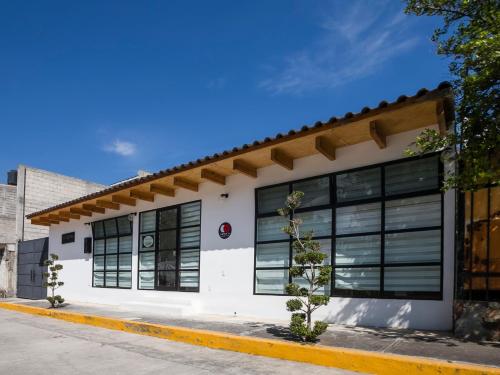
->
xmin=0 ymin=309 xmax=357 ymax=374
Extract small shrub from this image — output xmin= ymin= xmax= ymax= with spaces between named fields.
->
xmin=43 ymin=253 xmax=65 ymax=308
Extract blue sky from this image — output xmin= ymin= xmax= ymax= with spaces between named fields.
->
xmin=0 ymin=0 xmax=451 ymax=185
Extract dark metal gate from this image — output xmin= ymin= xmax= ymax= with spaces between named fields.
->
xmin=17 ymin=237 xmax=48 ymax=299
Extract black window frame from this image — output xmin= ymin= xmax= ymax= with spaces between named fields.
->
xmin=61 ymin=232 xmax=75 ymax=244
xmin=91 ymin=215 xmax=133 ymax=289
xmin=254 ymin=153 xmax=444 ymax=300
xmin=137 ymin=200 xmax=201 ymax=292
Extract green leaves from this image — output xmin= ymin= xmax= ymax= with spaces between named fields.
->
xmin=405 ymin=0 xmax=500 ymax=191
xmin=44 ymin=253 xmax=64 ymax=308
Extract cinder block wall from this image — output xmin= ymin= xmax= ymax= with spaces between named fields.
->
xmin=16 ymin=165 xmax=106 ymax=242
xmin=0 ymin=184 xmax=16 ymax=245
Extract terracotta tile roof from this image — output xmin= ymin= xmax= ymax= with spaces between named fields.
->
xmin=27 ymin=81 xmax=453 ymax=219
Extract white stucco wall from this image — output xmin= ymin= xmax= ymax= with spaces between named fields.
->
xmin=47 ymin=127 xmax=455 ymax=330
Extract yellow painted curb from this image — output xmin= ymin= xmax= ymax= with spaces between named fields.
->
xmin=0 ymin=302 xmax=498 ymax=375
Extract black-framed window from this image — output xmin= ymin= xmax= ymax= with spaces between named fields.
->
xmin=92 ymin=216 xmax=133 ymax=289
xmin=254 ymin=154 xmax=443 ymax=300
xmin=138 ymin=200 xmax=201 ymax=292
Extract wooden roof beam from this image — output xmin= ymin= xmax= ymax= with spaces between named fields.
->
xmin=130 ymin=189 xmax=155 ymax=202
xmin=150 ymin=183 xmax=175 ymax=197
xmin=48 ymin=214 xmax=69 ymax=222
xmin=96 ymin=200 xmax=120 ymax=210
xmin=59 ymin=211 xmax=80 ymax=220
xmin=315 ymin=136 xmax=336 ymax=161
xmin=173 ymin=177 xmax=198 ymax=192
xmin=70 ymin=207 xmax=92 ymax=217
xmin=82 ymin=204 xmax=105 ymax=214
xmin=31 ymin=219 xmax=51 ymax=226
xmin=369 ymin=120 xmax=386 ymax=149
xmin=271 ymin=148 xmax=294 ymax=170
xmin=40 ymin=216 xmax=59 ymax=224
xmin=233 ymin=159 xmax=257 ymax=178
xmin=201 ymin=169 xmax=226 ymax=186
xmin=436 ymin=101 xmax=447 ymax=135
xmin=112 ymin=194 xmax=136 ymax=206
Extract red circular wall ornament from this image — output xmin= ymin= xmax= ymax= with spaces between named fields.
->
xmin=218 ymin=222 xmax=232 ymax=239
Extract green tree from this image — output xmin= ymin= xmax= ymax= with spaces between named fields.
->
xmin=404 ymin=0 xmax=499 ymax=191
xmin=43 ymin=253 xmax=65 ymax=308
xmin=278 ymin=191 xmax=331 ymax=342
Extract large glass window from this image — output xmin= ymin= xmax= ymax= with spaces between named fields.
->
xmin=138 ymin=201 xmax=201 ymax=292
xmin=254 ymin=154 xmax=443 ymax=299
xmin=92 ymin=216 xmax=132 ymax=288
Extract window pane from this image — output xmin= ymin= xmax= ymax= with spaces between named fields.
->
xmin=181 ymin=201 xmax=201 ymax=227
xmin=385 ymin=230 xmax=441 ymax=264
xmin=140 ymin=233 xmax=155 ymax=251
xmin=384 ymin=266 xmax=440 ymax=292
xmin=93 ymin=222 xmax=105 ymax=238
xmin=159 ymin=230 xmax=176 ymax=250
xmin=293 ymin=177 xmax=330 ymax=208
xmin=119 ymin=254 xmax=132 ymax=270
xmin=105 ymin=272 xmax=117 ymax=287
xmin=139 ymin=271 xmax=154 ymax=289
xmin=255 ymin=269 xmax=289 ymax=294
xmin=158 ymin=271 xmax=176 ymax=289
xmin=293 ymin=238 xmax=331 ymax=265
xmin=106 ymin=255 xmax=117 ymax=271
xmin=94 ymin=239 xmax=105 ymax=255
xmin=104 ymin=219 xmax=117 ymax=237
xmin=157 ymin=250 xmax=176 ymax=271
xmin=93 ymin=256 xmax=104 ymax=271
xmin=385 ymin=156 xmax=439 ymax=196
xmin=293 ymin=270 xmax=330 ymax=295
xmin=180 ymin=271 xmax=199 ymax=289
xmin=336 ymin=168 xmax=381 ymax=203
xmin=119 ymin=236 xmax=132 ymax=253
xmin=180 ymin=226 xmax=200 ymax=248
xmin=140 ymin=211 xmax=156 ymax=232
xmin=117 ymin=216 xmax=132 ymax=235
xmin=335 ymin=267 xmax=380 ymax=290
xmin=256 ymin=242 xmax=289 ymax=268
xmin=385 ymin=194 xmax=441 ymax=231
xmin=336 ymin=203 xmax=381 ymax=235
xmin=295 ymin=209 xmax=332 ymax=237
xmin=257 ymin=185 xmax=289 ymax=214
xmin=257 ymin=216 xmax=289 ymax=242
xmin=139 ymin=252 xmax=155 ymax=270
xmin=106 ymin=238 xmax=118 ymax=254
xmin=180 ymin=248 xmax=199 ymax=269
xmin=335 ymin=235 xmax=380 ymax=265
xmin=159 ymin=208 xmax=177 ymax=230
xmin=93 ymin=272 xmax=104 ymax=287
xmin=118 ymin=272 xmax=132 ymax=288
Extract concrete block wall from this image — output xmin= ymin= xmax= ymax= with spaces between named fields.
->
xmin=16 ymin=165 xmax=106 ymax=242
xmin=0 ymin=184 xmax=16 ymax=245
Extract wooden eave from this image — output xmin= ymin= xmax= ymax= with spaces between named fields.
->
xmin=28 ymin=83 xmax=454 ymax=226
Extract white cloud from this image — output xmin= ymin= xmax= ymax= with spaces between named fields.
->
xmin=104 ymin=139 xmax=137 ymax=157
xmin=260 ymin=1 xmax=419 ymax=95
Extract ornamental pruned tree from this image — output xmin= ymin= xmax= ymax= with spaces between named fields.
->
xmin=43 ymin=253 xmax=65 ymax=308
xmin=404 ymin=0 xmax=499 ymax=191
xmin=278 ymin=191 xmax=331 ymax=342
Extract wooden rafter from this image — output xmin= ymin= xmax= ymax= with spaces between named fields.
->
xmin=130 ymin=189 xmax=155 ymax=202
xmin=70 ymin=207 xmax=92 ymax=217
xmin=150 ymin=183 xmax=175 ymax=197
xmin=49 ymin=214 xmax=69 ymax=222
xmin=60 ymin=211 xmax=80 ymax=219
xmin=315 ymin=136 xmax=336 ymax=161
xmin=369 ymin=121 xmax=386 ymax=149
xmin=173 ymin=177 xmax=198 ymax=192
xmin=112 ymin=194 xmax=136 ymax=206
xmin=82 ymin=204 xmax=105 ymax=214
xmin=201 ymin=169 xmax=226 ymax=185
xmin=271 ymin=148 xmax=294 ymax=170
xmin=96 ymin=200 xmax=120 ymax=210
xmin=233 ymin=159 xmax=257 ymax=178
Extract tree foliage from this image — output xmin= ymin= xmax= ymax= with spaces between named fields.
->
xmin=404 ymin=0 xmax=499 ymax=191
xmin=43 ymin=253 xmax=65 ymax=308
xmin=278 ymin=191 xmax=331 ymax=342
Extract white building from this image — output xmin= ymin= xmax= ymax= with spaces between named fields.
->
xmin=27 ymin=83 xmax=456 ymax=330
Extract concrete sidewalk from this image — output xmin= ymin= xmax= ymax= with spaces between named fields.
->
xmin=4 ymin=298 xmax=500 ymax=368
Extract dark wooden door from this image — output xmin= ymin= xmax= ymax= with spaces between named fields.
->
xmin=17 ymin=238 xmax=48 ymax=299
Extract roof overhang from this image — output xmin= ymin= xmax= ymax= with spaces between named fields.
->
xmin=29 ymin=83 xmax=454 ymax=226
